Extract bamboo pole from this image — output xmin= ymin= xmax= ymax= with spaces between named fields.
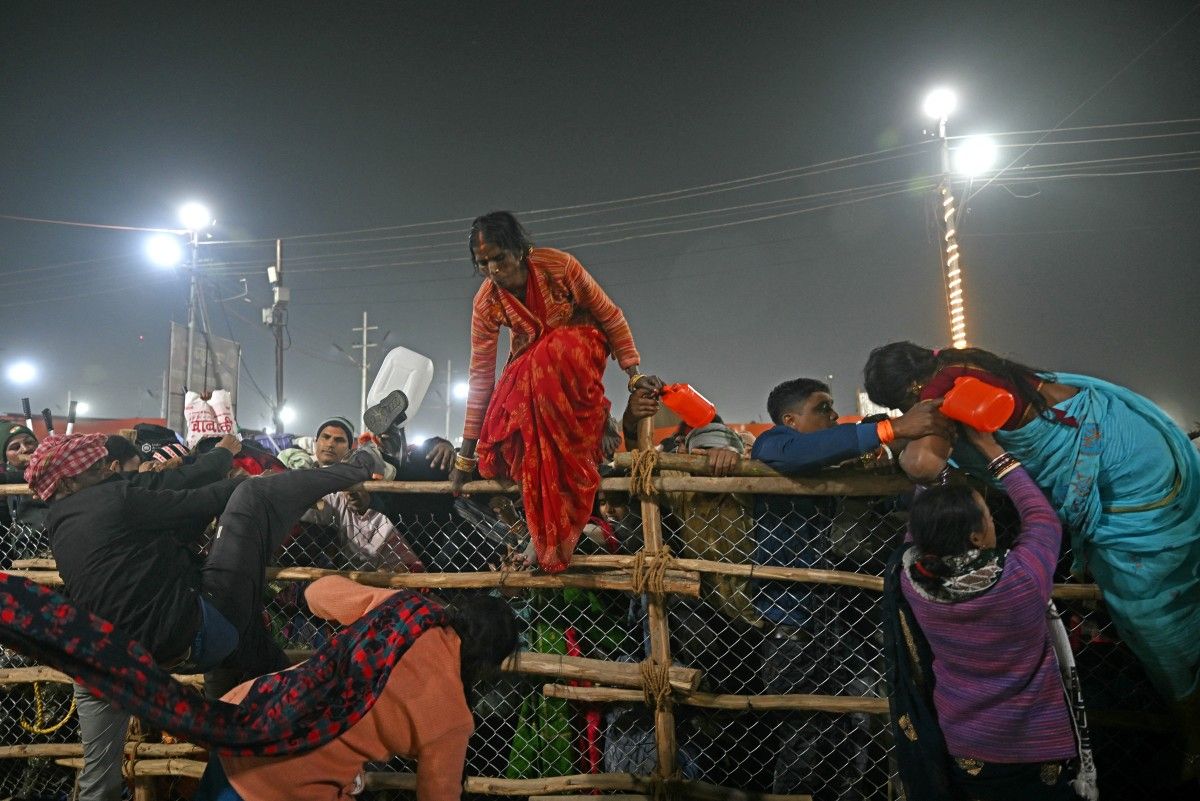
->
xmin=0 ymin=654 xmax=700 ymax=694
xmin=570 ymin=554 xmax=1104 ymax=601
xmin=0 ymin=666 xmax=204 ymax=688
xmin=0 ymin=743 xmax=205 ymax=759
xmin=0 ymin=470 xmax=911 ymax=497
xmin=572 ymin=554 xmax=886 ymax=592
xmin=614 ymin=451 xmax=914 ymax=492
xmin=508 ymin=652 xmax=700 ymax=692
xmin=530 ymin=788 xmax=812 ymax=801
xmin=6 ymin=566 xmax=702 ymax=598
xmin=636 ymin=416 xmax=678 ymax=780
xmin=54 ymin=757 xmax=205 ymax=779
xmin=542 ymin=684 xmax=889 ymax=714
xmin=530 ymin=796 xmax=653 ymax=801
xmin=365 ymin=772 xmax=811 ymax=800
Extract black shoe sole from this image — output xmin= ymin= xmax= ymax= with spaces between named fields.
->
xmin=363 ymin=390 xmax=409 ymax=436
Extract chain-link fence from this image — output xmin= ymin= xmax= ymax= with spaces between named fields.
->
xmin=0 ymin=464 xmax=1175 ymax=800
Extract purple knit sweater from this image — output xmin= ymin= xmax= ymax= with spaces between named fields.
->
xmin=901 ymin=468 xmax=1077 ymax=763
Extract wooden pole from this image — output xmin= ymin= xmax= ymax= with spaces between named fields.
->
xmin=0 ymin=743 xmax=205 ymax=759
xmin=636 ymin=416 xmax=678 ymax=780
xmin=6 ymin=565 xmax=702 ymax=598
xmin=0 ymin=469 xmax=916 ymax=498
xmin=364 ymin=772 xmax=812 ymax=800
xmin=0 ymin=653 xmax=702 ymax=695
xmin=54 ymin=758 xmax=205 ymax=779
xmin=541 ymin=684 xmax=889 ymax=714
xmin=569 ymin=555 xmax=1104 ymax=601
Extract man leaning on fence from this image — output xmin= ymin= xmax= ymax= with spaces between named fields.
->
xmin=749 ymin=378 xmax=952 ymax=796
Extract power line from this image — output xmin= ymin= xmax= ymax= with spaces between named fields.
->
xmin=0 ymin=213 xmax=182 ymax=233
xmin=967 ymin=1 xmax=1200 ymax=203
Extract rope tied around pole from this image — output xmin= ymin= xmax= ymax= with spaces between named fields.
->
xmin=123 ymin=720 xmax=150 ymax=781
xmin=629 ymin=448 xmax=659 ymax=498
xmin=640 ymin=656 xmax=675 ymax=713
xmin=18 ymin=681 xmax=75 ymax=735
xmin=122 ymin=740 xmax=144 ymax=781
xmin=630 ymin=545 xmax=672 ymax=596
xmin=649 ymin=768 xmax=683 ymax=801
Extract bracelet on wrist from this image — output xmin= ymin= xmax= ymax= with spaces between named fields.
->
xmin=986 ymin=451 xmax=1021 ymax=479
xmin=627 ymin=372 xmax=647 ymax=393
xmin=453 ymin=453 xmax=479 ymax=473
xmin=993 ymin=461 xmax=1022 ymax=479
xmin=876 ymin=419 xmax=896 ymax=445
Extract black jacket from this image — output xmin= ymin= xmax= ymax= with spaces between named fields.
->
xmin=47 ymin=473 xmax=242 ymax=663
xmin=122 ymin=447 xmax=233 ymax=492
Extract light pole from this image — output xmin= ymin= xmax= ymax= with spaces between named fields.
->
xmin=178 ymin=202 xmax=213 ymax=399
xmin=923 ymin=88 xmax=970 ymax=350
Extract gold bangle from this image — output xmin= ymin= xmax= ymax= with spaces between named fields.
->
xmin=453 ymin=454 xmax=478 ymax=473
xmin=627 ymin=373 xmax=646 ymax=393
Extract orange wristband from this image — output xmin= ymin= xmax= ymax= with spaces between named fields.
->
xmin=876 ymin=419 xmax=896 ymax=445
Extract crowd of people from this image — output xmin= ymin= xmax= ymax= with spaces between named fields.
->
xmin=0 ymin=211 xmax=1196 ymax=800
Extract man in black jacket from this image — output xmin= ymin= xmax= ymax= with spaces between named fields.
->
xmin=28 ymin=432 xmax=391 ymax=801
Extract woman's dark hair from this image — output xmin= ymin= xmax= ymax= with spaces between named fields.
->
xmin=449 ymin=594 xmax=520 ymax=704
xmin=863 ymin=341 xmax=1056 ymax=420
xmin=908 ymin=484 xmax=985 ymax=590
xmin=104 ymin=435 xmax=140 ymax=466
xmin=468 ymin=211 xmax=534 ymax=263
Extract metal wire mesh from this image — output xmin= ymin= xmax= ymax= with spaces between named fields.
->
xmin=0 ymin=476 xmax=1173 ymax=800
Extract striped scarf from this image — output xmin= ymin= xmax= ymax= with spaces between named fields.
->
xmin=0 ymin=571 xmax=446 ymax=756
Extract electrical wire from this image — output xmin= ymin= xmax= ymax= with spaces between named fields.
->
xmin=966 ymin=1 xmax=1200 ymax=203
xmin=0 ymin=213 xmax=183 ymax=233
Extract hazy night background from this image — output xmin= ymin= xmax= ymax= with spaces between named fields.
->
xmin=2 ymin=1 xmax=1197 ymax=440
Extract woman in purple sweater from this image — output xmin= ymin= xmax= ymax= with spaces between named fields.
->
xmin=901 ymin=428 xmax=1084 ymax=800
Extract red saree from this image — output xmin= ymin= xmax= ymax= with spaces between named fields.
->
xmin=475 ymin=267 xmax=612 ymax=573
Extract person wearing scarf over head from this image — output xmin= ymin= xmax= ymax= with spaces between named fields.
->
xmin=0 ymin=569 xmax=516 ymax=801
xmin=26 ymin=433 xmax=396 ymax=801
xmin=195 ymin=578 xmax=519 ymax=801
xmin=895 ymin=425 xmax=1095 ymax=800
xmin=448 ymin=211 xmax=663 ymax=572
xmin=1 ymin=421 xmax=49 ymax=538
xmin=865 ymin=342 xmax=1200 ymax=778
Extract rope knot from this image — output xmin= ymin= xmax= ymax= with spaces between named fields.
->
xmin=631 ymin=545 xmax=672 ymax=596
xmin=640 ymin=656 xmax=674 ymax=712
xmin=629 ymin=448 xmax=659 ymax=498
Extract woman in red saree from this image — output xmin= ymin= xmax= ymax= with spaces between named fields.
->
xmin=449 ymin=212 xmax=661 ymax=572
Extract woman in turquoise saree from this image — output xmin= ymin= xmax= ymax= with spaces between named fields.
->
xmin=864 ymin=343 xmax=1200 ymax=769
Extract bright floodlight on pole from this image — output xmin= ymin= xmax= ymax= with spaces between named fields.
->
xmin=75 ymin=401 xmax=91 ymax=415
xmin=178 ymin=201 xmax=213 ymax=232
xmin=922 ymin=87 xmax=957 ymax=121
xmin=953 ymin=135 xmax=999 ymax=177
xmin=6 ymin=361 xmax=37 ymax=385
xmin=279 ymin=405 xmax=298 ymax=427
xmin=452 ymin=381 xmax=470 ymax=400
xmin=145 ymin=233 xmax=185 ymax=267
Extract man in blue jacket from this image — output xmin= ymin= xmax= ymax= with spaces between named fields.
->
xmin=750 ymin=377 xmax=949 ymax=795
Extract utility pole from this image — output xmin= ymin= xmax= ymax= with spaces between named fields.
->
xmin=352 ymin=311 xmax=378 ymax=431
xmin=264 ymin=239 xmax=289 ymax=432
xmin=183 ymin=228 xmax=199 ymax=414
xmin=924 ymin=89 xmax=969 ymax=350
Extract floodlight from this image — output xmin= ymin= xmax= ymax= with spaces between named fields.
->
xmin=922 ymin=87 xmax=957 ymax=120
xmin=6 ymin=361 xmax=37 ymax=385
xmin=178 ymin=201 xmax=213 ymax=232
xmin=145 ymin=234 xmax=185 ymax=267
xmin=953 ymin=136 xmax=999 ymax=177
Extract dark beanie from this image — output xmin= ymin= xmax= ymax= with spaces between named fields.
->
xmin=1 ymin=422 xmax=37 ymax=464
xmin=315 ymin=416 xmax=355 ymax=442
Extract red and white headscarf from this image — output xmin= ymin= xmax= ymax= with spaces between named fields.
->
xmin=24 ymin=433 xmax=109 ymax=501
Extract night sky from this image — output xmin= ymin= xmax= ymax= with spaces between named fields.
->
xmin=3 ymin=1 xmax=1198 ymax=439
